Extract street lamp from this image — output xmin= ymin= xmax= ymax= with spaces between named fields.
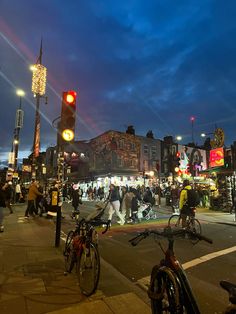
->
xmin=176 ymin=136 xmax=182 ymax=141
xmin=190 ymin=116 xmax=195 ymax=143
xmin=13 ymin=89 xmax=25 ymax=170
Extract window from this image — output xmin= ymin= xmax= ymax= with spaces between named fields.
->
xmin=130 ymin=142 xmax=136 ymax=151
xmin=151 ymin=146 xmax=156 ymax=158
xmin=144 ymin=145 xmax=148 ymax=155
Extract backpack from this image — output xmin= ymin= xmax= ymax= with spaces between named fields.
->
xmin=185 ymin=189 xmax=200 ymax=207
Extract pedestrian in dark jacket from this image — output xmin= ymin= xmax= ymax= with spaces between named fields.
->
xmin=108 ymin=184 xmax=125 ymax=225
xmin=71 ymin=186 xmax=82 ymax=218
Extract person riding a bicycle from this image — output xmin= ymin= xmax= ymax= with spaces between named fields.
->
xmin=179 ymin=179 xmax=194 ymax=228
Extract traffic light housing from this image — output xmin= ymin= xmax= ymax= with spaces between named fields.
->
xmin=173 ymin=152 xmax=181 ymax=173
xmin=60 ymin=91 xmax=77 ymax=143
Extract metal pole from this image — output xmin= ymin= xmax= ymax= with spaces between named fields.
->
xmin=55 ymin=125 xmax=63 ymax=247
xmin=192 ymin=119 xmax=194 ymax=143
xmin=32 ymin=94 xmax=40 ymax=178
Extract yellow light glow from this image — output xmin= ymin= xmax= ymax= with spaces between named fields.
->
xmin=62 ymin=129 xmax=74 ymax=142
xmin=16 ymin=89 xmax=25 ymax=97
xmin=66 ymin=94 xmax=75 ymax=103
xmin=175 ymin=167 xmax=179 ymax=172
xmin=31 ymin=64 xmax=47 ymax=95
xmin=149 ymin=171 xmax=154 ymax=177
xmin=30 ymin=65 xmax=37 ymax=71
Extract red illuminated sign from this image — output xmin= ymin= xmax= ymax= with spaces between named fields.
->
xmin=209 ymin=147 xmax=224 ymax=168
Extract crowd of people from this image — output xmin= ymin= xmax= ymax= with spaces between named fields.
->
xmin=0 ymin=177 xmax=220 ymax=232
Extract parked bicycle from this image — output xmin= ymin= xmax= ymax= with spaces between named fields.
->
xmin=168 ymin=207 xmax=201 ymax=244
xmin=220 ymin=280 xmax=236 ymax=314
xmin=129 ymin=227 xmax=213 ymax=313
xmin=63 ymin=202 xmax=110 ymax=296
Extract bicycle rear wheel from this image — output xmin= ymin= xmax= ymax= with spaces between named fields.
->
xmin=148 ymin=265 xmax=182 ymax=313
xmin=76 ymin=242 xmax=100 ymax=296
xmin=64 ymin=230 xmax=76 ymax=273
xmin=187 ymin=218 xmax=201 ymax=244
xmin=168 ymin=214 xmax=181 ymax=229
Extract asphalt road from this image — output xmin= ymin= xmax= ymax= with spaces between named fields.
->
xmin=60 ymin=201 xmax=236 ymax=314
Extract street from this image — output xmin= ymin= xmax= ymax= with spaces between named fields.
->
xmin=61 ymin=201 xmax=236 ymax=314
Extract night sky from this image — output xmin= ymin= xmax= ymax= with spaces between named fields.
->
xmin=1 ymin=0 xmax=236 ymax=167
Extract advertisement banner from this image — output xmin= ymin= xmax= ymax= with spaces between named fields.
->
xmin=210 ymin=147 xmax=224 ymax=167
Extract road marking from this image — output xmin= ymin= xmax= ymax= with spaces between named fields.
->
xmin=60 ymin=230 xmax=67 ymax=242
xmin=137 ymin=245 xmax=236 ymax=290
xmin=182 ymin=245 xmax=236 ymax=270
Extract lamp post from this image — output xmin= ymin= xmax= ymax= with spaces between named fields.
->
xmin=14 ymin=89 xmax=25 ymax=171
xmin=31 ymin=40 xmax=47 ymax=179
xmin=190 ymin=116 xmax=195 ymax=144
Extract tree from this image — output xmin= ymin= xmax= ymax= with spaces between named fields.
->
xmin=126 ymin=125 xmax=135 ymax=135
xmin=146 ymin=130 xmax=154 ymax=139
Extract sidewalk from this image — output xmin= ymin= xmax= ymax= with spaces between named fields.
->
xmin=0 ymin=204 xmax=150 ymax=314
xmin=1 ymin=203 xmax=235 ymax=314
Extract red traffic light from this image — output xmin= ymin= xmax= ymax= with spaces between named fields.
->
xmin=176 ymin=152 xmax=180 ymax=158
xmin=63 ymin=90 xmax=77 ymax=105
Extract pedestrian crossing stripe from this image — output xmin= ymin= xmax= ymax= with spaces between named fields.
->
xmin=137 ymin=245 xmax=236 ymax=291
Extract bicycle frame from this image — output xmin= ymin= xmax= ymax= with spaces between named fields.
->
xmin=156 ymin=232 xmax=200 ymax=314
xmin=160 ymin=236 xmax=200 ymax=313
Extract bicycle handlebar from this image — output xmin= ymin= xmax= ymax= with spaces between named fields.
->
xmin=77 ymin=218 xmax=111 ymax=235
xmin=101 ymin=220 xmax=111 ymax=234
xmin=129 ymin=227 xmax=213 ymax=246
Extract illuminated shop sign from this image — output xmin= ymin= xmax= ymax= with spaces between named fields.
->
xmin=210 ymin=147 xmax=224 ymax=167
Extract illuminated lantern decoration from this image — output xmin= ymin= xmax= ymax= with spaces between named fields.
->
xmin=31 ymin=64 xmax=47 ymax=96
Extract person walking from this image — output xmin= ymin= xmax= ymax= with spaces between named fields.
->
xmin=108 ymin=184 xmax=125 ymax=225
xmin=15 ymin=182 xmax=22 ymax=203
xmin=2 ymin=181 xmax=13 ymax=214
xmin=120 ymin=187 xmax=135 ymax=222
xmin=71 ymin=185 xmax=82 ymax=218
xmin=24 ymin=180 xmax=43 ymax=218
xmin=0 ymin=182 xmax=6 ymax=232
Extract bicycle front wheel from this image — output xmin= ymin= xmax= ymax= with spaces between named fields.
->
xmin=149 ymin=265 xmax=181 ymax=313
xmin=187 ymin=218 xmax=201 ymax=244
xmin=168 ymin=214 xmax=181 ymax=229
xmin=76 ymin=242 xmax=100 ymax=296
xmin=64 ymin=230 xmax=76 ymax=273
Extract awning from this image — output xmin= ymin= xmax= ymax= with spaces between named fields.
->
xmin=199 ymin=167 xmax=234 ymax=175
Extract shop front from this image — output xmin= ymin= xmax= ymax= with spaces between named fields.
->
xmin=199 ymin=167 xmax=236 ymax=212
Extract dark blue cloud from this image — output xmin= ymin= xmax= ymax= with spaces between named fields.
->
xmin=1 ymin=0 xmax=236 ymax=165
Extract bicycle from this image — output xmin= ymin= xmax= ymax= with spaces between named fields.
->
xmin=220 ymin=281 xmax=236 ymax=314
xmin=63 ymin=202 xmax=110 ymax=296
xmin=129 ymin=227 xmax=213 ymax=313
xmin=168 ymin=207 xmax=201 ymax=244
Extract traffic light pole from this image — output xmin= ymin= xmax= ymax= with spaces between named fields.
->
xmin=55 ymin=141 xmax=64 ymax=248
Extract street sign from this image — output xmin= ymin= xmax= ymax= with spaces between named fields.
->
xmin=15 ymin=109 xmax=24 ymax=128
xmin=8 ymin=152 xmax=15 ymax=164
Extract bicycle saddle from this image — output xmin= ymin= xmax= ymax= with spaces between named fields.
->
xmin=220 ymin=280 xmax=236 ymax=304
